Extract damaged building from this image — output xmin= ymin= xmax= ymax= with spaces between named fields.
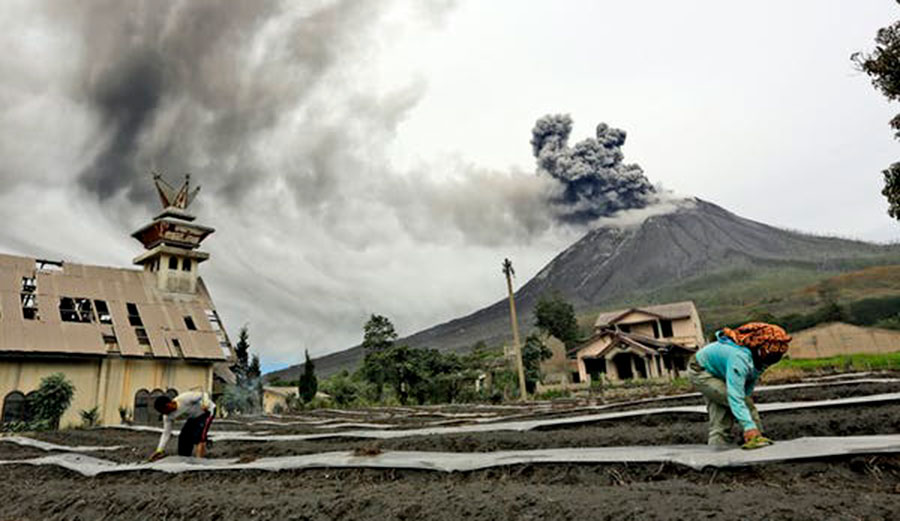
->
xmin=0 ymin=175 xmax=235 ymax=427
xmin=574 ymin=301 xmax=704 ymax=383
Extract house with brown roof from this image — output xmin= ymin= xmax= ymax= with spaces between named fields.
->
xmin=0 ymin=175 xmax=235 ymax=427
xmin=573 ymin=301 xmax=705 ymax=383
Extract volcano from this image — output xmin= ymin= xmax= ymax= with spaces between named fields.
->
xmin=268 ymin=198 xmax=900 ymax=380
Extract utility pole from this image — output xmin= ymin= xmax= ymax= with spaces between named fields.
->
xmin=502 ymin=258 xmax=527 ymax=401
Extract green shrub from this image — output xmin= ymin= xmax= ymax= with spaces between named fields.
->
xmin=535 ymin=388 xmax=572 ymax=400
xmin=80 ymin=406 xmax=100 ymax=427
xmin=118 ymin=406 xmax=131 ymax=425
xmin=28 ymin=373 xmax=75 ymax=430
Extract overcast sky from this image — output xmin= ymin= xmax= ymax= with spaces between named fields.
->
xmin=1 ymin=1 xmax=897 ymax=372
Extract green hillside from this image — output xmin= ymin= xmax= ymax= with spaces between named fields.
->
xmin=578 ymin=262 xmax=900 ymax=339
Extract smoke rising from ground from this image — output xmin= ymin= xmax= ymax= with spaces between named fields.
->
xmin=531 ymin=114 xmax=657 ymax=223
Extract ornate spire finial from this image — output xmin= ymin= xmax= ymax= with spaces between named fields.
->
xmin=152 ymin=171 xmax=201 ymax=210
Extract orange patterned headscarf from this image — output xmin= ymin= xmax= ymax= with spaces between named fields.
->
xmin=722 ymin=322 xmax=791 ymax=357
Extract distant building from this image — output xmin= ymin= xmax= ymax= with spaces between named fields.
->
xmin=572 ymin=301 xmax=704 ymax=383
xmin=263 ymin=386 xmax=297 ymax=414
xmin=788 ymin=322 xmax=900 ymax=359
xmin=0 ymin=174 xmax=235 ymax=427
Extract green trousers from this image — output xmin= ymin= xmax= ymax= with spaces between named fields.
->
xmin=687 ymin=358 xmax=762 ymax=446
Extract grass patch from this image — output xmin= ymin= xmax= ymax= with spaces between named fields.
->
xmin=770 ymin=352 xmax=900 ymax=374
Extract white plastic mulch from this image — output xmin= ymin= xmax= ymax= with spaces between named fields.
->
xmin=2 ymin=434 xmax=899 ymax=476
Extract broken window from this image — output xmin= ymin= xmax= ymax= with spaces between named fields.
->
xmin=168 ymin=256 xmax=178 ymax=270
xmin=20 ymin=277 xmax=38 ymax=320
xmin=183 ymin=316 xmax=196 ymax=330
xmin=60 ymin=297 xmax=94 ymax=323
xmin=126 ymin=303 xmax=143 ymax=327
xmin=135 ymin=327 xmax=151 ymax=346
xmin=102 ymin=333 xmax=118 ymax=345
xmin=94 ymin=300 xmax=112 ymax=324
xmin=618 ymin=324 xmax=631 ymax=333
xmin=205 ymin=309 xmax=232 ymax=356
xmin=182 ymin=258 xmax=191 ymax=272
xmin=35 ymin=259 xmax=63 ymax=272
xmin=205 ymin=309 xmax=221 ymax=331
xmin=170 ymin=338 xmax=184 ymax=357
xmin=660 ymin=320 xmax=674 ymax=338
xmin=651 ymin=321 xmax=660 ymax=338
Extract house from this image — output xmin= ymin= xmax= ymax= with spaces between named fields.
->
xmin=263 ymin=386 xmax=297 ymax=414
xmin=788 ymin=322 xmax=900 ymax=359
xmin=0 ymin=174 xmax=235 ymax=427
xmin=572 ymin=301 xmax=705 ymax=383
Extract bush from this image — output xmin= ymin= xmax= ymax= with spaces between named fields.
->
xmin=535 ymin=388 xmax=572 ymax=400
xmin=118 ymin=406 xmax=131 ymax=425
xmin=80 ymin=406 xmax=100 ymax=427
xmin=221 ymin=383 xmax=261 ymax=415
xmin=28 ymin=373 xmax=74 ymax=430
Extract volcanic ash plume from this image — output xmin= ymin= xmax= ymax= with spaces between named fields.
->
xmin=531 ymin=114 xmax=657 ymax=223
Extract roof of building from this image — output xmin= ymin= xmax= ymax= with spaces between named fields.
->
xmin=593 ymin=301 xmax=697 ymax=328
xmin=0 ymin=252 xmax=230 ymax=361
xmin=263 ymin=386 xmax=299 ymax=397
xmin=569 ymin=329 xmax=697 ymax=358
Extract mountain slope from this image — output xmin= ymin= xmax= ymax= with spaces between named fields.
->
xmin=268 ymin=198 xmax=900 ymax=381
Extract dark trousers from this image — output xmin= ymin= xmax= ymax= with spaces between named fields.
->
xmin=178 ymin=411 xmax=213 ymax=456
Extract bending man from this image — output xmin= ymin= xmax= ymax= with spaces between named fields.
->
xmin=687 ymin=322 xmax=791 ymax=449
xmin=149 ymin=390 xmax=215 ymax=461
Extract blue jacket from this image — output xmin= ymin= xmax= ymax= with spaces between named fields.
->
xmin=695 ymin=332 xmax=762 ymax=430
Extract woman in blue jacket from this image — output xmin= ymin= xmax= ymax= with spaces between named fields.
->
xmin=687 ymin=322 xmax=791 ymax=448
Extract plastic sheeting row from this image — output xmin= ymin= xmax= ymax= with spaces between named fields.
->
xmin=103 ymin=392 xmax=900 ymax=442
xmin=2 ymin=435 xmax=900 ymax=476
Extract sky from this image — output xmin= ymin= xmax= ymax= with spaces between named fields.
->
xmin=0 ymin=0 xmax=898 ymax=372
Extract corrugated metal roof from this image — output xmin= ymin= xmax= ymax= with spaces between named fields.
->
xmin=593 ymin=300 xmax=697 ymax=328
xmin=0 ymin=253 xmax=228 ymax=361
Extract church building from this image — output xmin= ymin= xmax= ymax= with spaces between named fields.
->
xmin=0 ymin=174 xmax=234 ymax=427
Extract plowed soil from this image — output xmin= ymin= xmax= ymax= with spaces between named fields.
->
xmin=2 ymin=378 xmax=899 ymax=520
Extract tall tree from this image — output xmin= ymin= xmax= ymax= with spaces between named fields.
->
xmin=854 ymin=8 xmax=900 ymax=217
xmin=362 ymin=314 xmax=398 ymax=352
xmin=248 ymin=354 xmax=263 ymax=410
xmin=232 ymin=326 xmax=250 ymax=385
xmin=298 ymin=349 xmax=318 ymax=403
xmin=534 ymin=293 xmax=580 ymax=349
xmin=360 ymin=314 xmax=397 ymax=400
xmin=522 ymin=334 xmax=553 ymax=394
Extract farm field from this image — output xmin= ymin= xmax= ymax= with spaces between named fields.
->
xmin=2 ymin=374 xmax=900 ymax=520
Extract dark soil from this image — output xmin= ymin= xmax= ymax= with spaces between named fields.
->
xmin=2 ymin=380 xmax=900 ymax=520
xmin=1 ymin=456 xmax=899 ymax=520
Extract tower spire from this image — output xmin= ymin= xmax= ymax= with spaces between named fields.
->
xmin=153 ymin=171 xmax=201 ymax=210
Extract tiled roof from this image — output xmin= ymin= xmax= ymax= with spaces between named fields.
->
xmin=593 ymin=301 xmax=697 ymax=328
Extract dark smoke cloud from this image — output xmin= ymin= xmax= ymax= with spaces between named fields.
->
xmin=48 ymin=0 xmax=394 ymax=208
xmin=531 ymin=114 xmax=657 ymax=223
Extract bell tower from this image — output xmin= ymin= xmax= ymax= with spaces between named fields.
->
xmin=131 ymin=172 xmax=215 ymax=294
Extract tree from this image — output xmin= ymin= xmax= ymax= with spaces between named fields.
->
xmin=534 ymin=293 xmax=580 ymax=349
xmin=248 ymin=354 xmax=263 ymax=409
xmin=321 ymin=370 xmax=358 ymax=407
xmin=854 ymin=9 xmax=900 ymax=217
xmin=298 ymin=349 xmax=318 ymax=403
xmin=360 ymin=314 xmax=398 ymax=400
xmin=362 ymin=314 xmax=398 ymax=352
xmin=522 ymin=334 xmax=553 ymax=394
xmin=232 ymin=326 xmax=250 ymax=385
xmin=28 ymin=373 xmax=75 ymax=430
